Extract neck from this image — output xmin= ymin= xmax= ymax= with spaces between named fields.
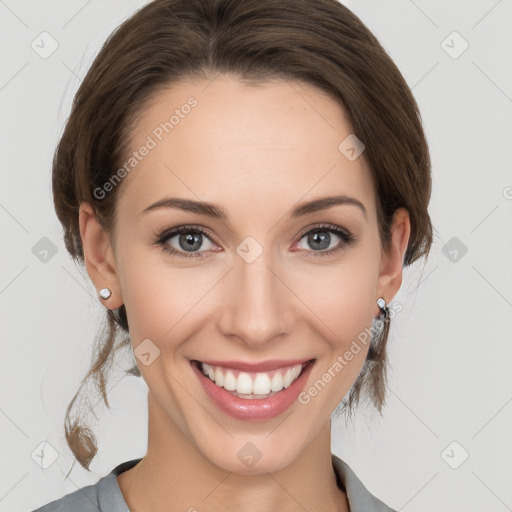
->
xmin=117 ymin=392 xmax=349 ymax=512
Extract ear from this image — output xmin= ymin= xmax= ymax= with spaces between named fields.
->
xmin=375 ymin=207 xmax=410 ymax=315
xmin=78 ymin=202 xmax=123 ymax=309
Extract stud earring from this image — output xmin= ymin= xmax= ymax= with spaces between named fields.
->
xmin=99 ymin=287 xmax=112 ymax=300
xmin=376 ymin=297 xmax=388 ymax=318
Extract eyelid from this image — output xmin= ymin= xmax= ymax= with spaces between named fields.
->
xmin=155 ymin=224 xmax=217 ymax=245
xmin=154 ymin=222 xmax=356 ymax=258
xmin=292 ymin=223 xmax=356 ymax=257
xmin=295 ymin=222 xmax=350 ymax=239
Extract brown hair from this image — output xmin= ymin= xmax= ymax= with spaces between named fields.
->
xmin=53 ymin=0 xmax=433 ymax=473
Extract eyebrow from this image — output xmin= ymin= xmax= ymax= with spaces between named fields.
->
xmin=141 ymin=194 xmax=367 ymax=220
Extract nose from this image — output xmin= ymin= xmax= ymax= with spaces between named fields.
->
xmin=217 ymin=249 xmax=293 ymax=348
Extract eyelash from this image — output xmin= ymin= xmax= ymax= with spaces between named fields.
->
xmin=154 ymin=223 xmax=357 ymax=259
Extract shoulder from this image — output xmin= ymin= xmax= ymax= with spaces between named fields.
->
xmin=28 ymin=479 xmax=101 ymax=512
xmin=331 ymin=454 xmax=397 ymax=512
xmin=28 ymin=459 xmax=142 ymax=512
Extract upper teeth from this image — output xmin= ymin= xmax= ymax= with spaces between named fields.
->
xmin=201 ymin=362 xmax=303 ymax=395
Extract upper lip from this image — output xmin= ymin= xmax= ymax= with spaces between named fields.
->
xmin=193 ymin=358 xmax=314 ymax=372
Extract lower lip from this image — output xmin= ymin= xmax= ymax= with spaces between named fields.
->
xmin=190 ymin=359 xmax=315 ymax=421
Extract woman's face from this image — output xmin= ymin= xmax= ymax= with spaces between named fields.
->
xmin=85 ymin=74 xmax=408 ymax=473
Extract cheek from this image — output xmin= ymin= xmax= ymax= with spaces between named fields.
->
xmin=288 ymin=255 xmax=379 ymax=391
xmin=292 ymin=256 xmax=378 ymax=340
xmin=116 ymin=243 xmax=214 ymax=347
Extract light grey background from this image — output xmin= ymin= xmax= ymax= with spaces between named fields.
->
xmin=1 ymin=1 xmax=511 ymax=511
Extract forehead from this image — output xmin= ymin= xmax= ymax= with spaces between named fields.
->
xmin=118 ymin=74 xmax=376 ymax=219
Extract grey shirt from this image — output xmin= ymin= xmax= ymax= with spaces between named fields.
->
xmin=30 ymin=454 xmax=396 ymax=511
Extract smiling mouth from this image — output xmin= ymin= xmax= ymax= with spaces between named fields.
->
xmin=191 ymin=359 xmax=315 ymax=398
